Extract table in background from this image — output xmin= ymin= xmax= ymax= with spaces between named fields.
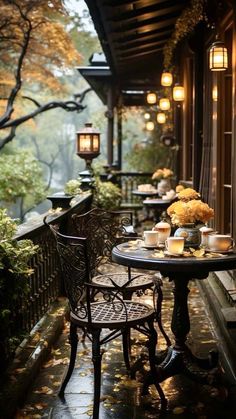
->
xmin=143 ymin=198 xmax=173 ymax=222
xmin=131 ymin=190 xmax=160 ymax=223
xmin=112 ymin=243 xmax=236 ymax=389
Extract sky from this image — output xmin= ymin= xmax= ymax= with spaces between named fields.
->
xmin=65 ymin=0 xmax=97 ymax=34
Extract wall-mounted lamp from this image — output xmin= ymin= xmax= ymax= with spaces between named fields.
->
xmin=144 ymin=112 xmax=151 ymax=120
xmin=173 ymin=84 xmax=185 ymax=102
xmin=146 ymin=92 xmax=157 ymax=104
xmin=145 ymin=121 xmax=155 ymax=131
xmin=157 ymin=112 xmax=166 ymax=124
xmin=161 ymin=72 xmax=173 ymax=87
xmin=159 ymin=98 xmax=170 ymax=111
xmin=209 ymin=40 xmax=228 ymax=71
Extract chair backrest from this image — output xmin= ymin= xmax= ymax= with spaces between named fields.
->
xmin=49 ymin=224 xmax=90 ymax=316
xmin=72 ymin=208 xmax=134 ymax=274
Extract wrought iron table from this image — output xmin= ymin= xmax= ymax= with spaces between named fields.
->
xmin=112 ymin=243 xmax=236 ymax=390
xmin=143 ymin=197 xmax=173 ymax=222
xmin=131 ymin=190 xmax=160 ymax=223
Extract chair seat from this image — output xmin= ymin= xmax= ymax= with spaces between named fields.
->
xmin=71 ymin=300 xmax=155 ymax=328
xmin=92 ymin=272 xmax=154 ymax=291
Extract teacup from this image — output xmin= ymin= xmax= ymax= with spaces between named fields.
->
xmin=165 ymin=237 xmax=184 ymax=254
xmin=154 ymin=221 xmax=171 ymax=244
xmin=199 ymin=226 xmax=214 ymax=247
xmin=143 ymin=231 xmax=158 ymax=246
xmin=208 ymin=234 xmax=235 ymax=251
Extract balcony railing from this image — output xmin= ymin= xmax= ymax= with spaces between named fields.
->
xmin=8 ymin=194 xmax=92 ymax=348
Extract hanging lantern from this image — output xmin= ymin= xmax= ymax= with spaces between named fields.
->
xmin=144 ymin=112 xmax=151 ymax=120
xmin=209 ymin=40 xmax=228 ymax=71
xmin=161 ymin=72 xmax=173 ymax=87
xmin=146 ymin=92 xmax=157 ymax=104
xmin=157 ymin=113 xmax=166 ymax=124
xmin=173 ymin=84 xmax=185 ymax=101
xmin=145 ymin=121 xmax=155 ymax=131
xmin=159 ymin=98 xmax=170 ymax=111
xmin=212 ymin=85 xmax=218 ymax=101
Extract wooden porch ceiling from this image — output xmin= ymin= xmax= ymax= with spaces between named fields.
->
xmin=83 ymin=0 xmax=191 ymax=104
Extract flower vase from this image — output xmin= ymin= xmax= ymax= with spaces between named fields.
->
xmin=174 ymin=223 xmax=201 ymax=248
xmin=157 ymin=178 xmax=171 ymax=196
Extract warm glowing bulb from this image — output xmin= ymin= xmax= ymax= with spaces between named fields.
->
xmin=173 ymin=85 xmax=185 ymax=101
xmin=146 ymin=121 xmax=154 ymax=131
xmin=147 ymin=92 xmax=157 ymax=104
xmin=212 ymin=85 xmax=218 ymax=101
xmin=159 ymin=98 xmax=170 ymax=110
xmin=144 ymin=112 xmax=151 ymax=120
xmin=157 ymin=113 xmax=166 ymax=124
xmin=161 ymin=72 xmax=173 ymax=86
xmin=209 ymin=41 xmax=228 ymax=71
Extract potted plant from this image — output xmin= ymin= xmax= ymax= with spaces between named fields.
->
xmin=93 ymin=178 xmax=122 ymax=210
xmin=47 ymin=178 xmax=82 ymax=209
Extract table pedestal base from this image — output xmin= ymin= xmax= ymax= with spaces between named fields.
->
xmin=142 ymin=345 xmax=221 ymax=395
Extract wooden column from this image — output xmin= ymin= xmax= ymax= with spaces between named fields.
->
xmin=106 ymin=86 xmax=114 ymax=166
xmin=117 ymin=102 xmax=122 ymax=170
xmin=192 ymin=25 xmax=204 ymax=191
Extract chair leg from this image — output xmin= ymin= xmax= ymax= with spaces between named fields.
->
xmin=147 ymin=319 xmax=167 ymax=409
xmin=154 ymin=281 xmax=171 ymax=347
xmin=122 ymin=328 xmax=131 ymax=371
xmin=92 ymin=329 xmax=102 ymax=419
xmin=58 ymin=322 xmax=78 ymax=398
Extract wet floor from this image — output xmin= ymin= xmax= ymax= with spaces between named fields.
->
xmin=16 ymin=279 xmax=236 ymax=419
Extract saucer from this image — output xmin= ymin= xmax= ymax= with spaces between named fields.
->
xmin=164 ymin=250 xmax=184 ymax=257
xmin=141 ymin=241 xmax=165 ymax=249
xmin=205 ymin=248 xmax=234 ymax=254
xmin=141 ymin=243 xmax=158 ymax=249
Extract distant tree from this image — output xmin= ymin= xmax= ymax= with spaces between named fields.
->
xmin=0 ymin=0 xmax=90 ymax=149
xmin=0 ymin=150 xmax=46 ymax=220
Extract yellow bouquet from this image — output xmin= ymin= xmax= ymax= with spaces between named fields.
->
xmin=167 ymin=199 xmax=214 ymax=226
xmin=152 ymin=167 xmax=173 ymax=180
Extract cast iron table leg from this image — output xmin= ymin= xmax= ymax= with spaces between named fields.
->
xmin=156 ymin=276 xmax=219 ymax=383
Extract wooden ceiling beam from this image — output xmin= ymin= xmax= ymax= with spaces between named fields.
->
xmin=107 ymin=2 xmax=185 ymax=24
xmin=115 ymin=32 xmax=171 ymax=50
xmin=108 ymin=13 xmax=179 ymax=34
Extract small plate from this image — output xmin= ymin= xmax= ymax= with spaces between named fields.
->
xmin=164 ymin=250 xmax=184 ymax=257
xmin=205 ymin=248 xmax=234 ymax=254
xmin=140 ymin=241 xmax=165 ymax=250
xmin=141 ymin=243 xmax=158 ymax=249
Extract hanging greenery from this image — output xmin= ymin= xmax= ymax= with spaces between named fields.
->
xmin=163 ymin=0 xmax=206 ymax=69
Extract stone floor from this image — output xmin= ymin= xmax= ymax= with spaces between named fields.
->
xmin=15 ymin=277 xmax=236 ymax=419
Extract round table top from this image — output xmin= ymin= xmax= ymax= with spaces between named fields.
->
xmin=132 ymin=189 xmax=159 ymax=197
xmin=143 ymin=198 xmax=172 ymax=206
xmin=112 ymin=242 xmax=236 ymax=279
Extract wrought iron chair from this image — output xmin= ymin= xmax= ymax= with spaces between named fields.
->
xmin=71 ymin=208 xmax=171 ymax=348
xmin=71 ymin=207 xmax=154 ymax=299
xmin=48 ymin=224 xmax=166 ymax=418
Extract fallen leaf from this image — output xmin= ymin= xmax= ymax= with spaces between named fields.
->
xmin=34 ymin=402 xmax=48 ymax=410
xmin=34 ymin=386 xmax=53 ymax=395
xmin=173 ymin=406 xmax=185 ymax=414
xmin=193 ymin=249 xmax=205 ymax=257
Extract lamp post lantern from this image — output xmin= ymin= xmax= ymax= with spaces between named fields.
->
xmin=76 ymin=122 xmax=100 ymax=190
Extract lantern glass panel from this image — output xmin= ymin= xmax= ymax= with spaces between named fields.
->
xmin=173 ymin=86 xmax=185 ymax=101
xmin=209 ymin=45 xmax=228 ymax=71
xmin=147 ymin=92 xmax=157 ymax=104
xmin=157 ymin=113 xmax=166 ymax=124
xmin=161 ymin=72 xmax=173 ymax=86
xmin=146 ymin=121 xmax=154 ymax=131
xmin=159 ymin=98 xmax=170 ymax=110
